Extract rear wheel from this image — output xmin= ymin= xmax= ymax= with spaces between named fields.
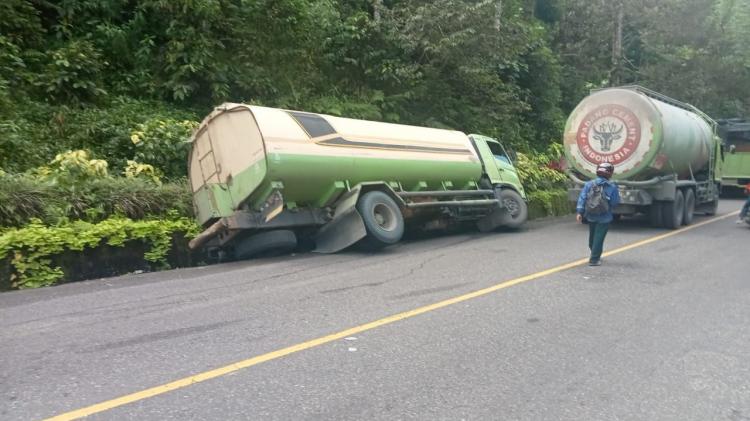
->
xmin=649 ymin=202 xmax=663 ymax=228
xmin=234 ymin=230 xmax=298 ymax=260
xmin=662 ymin=190 xmax=685 ymax=229
xmin=682 ymin=189 xmax=695 ymax=225
xmin=496 ymin=188 xmax=528 ymax=229
xmin=356 ymin=191 xmax=404 ymax=250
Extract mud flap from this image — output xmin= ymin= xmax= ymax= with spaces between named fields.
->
xmin=313 ymin=187 xmax=367 ymax=253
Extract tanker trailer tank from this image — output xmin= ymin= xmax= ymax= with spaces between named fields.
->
xmin=564 ymin=86 xmax=723 ymax=229
xmin=187 ymin=103 xmax=528 ymax=259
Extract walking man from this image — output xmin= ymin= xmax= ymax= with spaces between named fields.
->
xmin=576 ymin=162 xmax=620 ymax=266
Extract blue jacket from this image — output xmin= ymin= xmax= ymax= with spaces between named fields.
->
xmin=577 ymin=177 xmax=621 ymax=223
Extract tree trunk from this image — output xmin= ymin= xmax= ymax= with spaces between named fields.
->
xmin=372 ymin=0 xmax=383 ymax=23
xmin=495 ymin=1 xmax=503 ymax=31
xmin=611 ymin=0 xmax=624 ymax=85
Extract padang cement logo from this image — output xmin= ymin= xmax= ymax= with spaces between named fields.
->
xmin=576 ymin=104 xmax=641 ymax=165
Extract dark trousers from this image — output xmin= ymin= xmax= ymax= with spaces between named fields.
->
xmin=588 ymin=222 xmax=610 ymax=262
xmin=741 ymin=197 xmax=750 ymax=219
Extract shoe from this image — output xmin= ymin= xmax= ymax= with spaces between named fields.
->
xmin=589 ymin=260 xmax=601 ymax=266
xmin=737 ymin=219 xmax=745 ymax=224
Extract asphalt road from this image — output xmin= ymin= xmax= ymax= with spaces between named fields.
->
xmin=1 ymin=199 xmax=748 ymax=421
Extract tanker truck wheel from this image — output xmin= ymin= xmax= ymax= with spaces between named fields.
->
xmin=496 ymin=188 xmax=528 ymax=229
xmin=356 ymin=191 xmax=404 ymax=250
xmin=662 ymin=190 xmax=685 ymax=229
xmin=682 ymin=189 xmax=695 ymax=225
xmin=233 ymin=230 xmax=298 ymax=260
xmin=649 ymin=203 xmax=663 ymax=228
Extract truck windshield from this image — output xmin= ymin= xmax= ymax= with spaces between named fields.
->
xmin=487 ymin=141 xmax=511 ymax=164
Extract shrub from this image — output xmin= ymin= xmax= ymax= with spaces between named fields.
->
xmin=0 ymin=174 xmax=193 ymax=227
xmin=515 ymin=143 xmax=568 ymax=192
xmin=0 ymin=216 xmax=200 ymax=289
xmin=131 ymin=118 xmax=198 ymax=179
xmin=0 ymin=174 xmax=53 ymax=227
xmin=527 ymin=189 xmax=573 ymax=220
xmin=34 ymin=149 xmax=109 ymax=184
xmin=0 ymin=98 xmax=58 ymax=172
xmin=33 ymin=39 xmax=107 ymax=103
xmin=59 ymin=98 xmax=198 ymax=173
xmin=88 ymin=177 xmax=193 ymax=221
xmin=0 ymin=97 xmax=198 ymax=174
xmin=123 ymin=160 xmax=162 ymax=185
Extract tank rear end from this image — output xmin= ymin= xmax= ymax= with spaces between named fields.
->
xmin=564 ymin=87 xmax=713 ymax=181
xmin=189 ymin=104 xmax=268 ymax=227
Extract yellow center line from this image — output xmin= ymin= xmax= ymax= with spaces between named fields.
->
xmin=45 ymin=211 xmax=738 ymax=421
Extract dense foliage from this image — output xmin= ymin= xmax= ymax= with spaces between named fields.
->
xmin=0 ymin=173 xmax=193 ymax=227
xmin=2 ymin=0 xmax=748 ymax=175
xmin=0 ymin=150 xmax=193 ymax=226
xmin=0 ymin=215 xmax=199 ymax=289
xmin=0 ymin=150 xmax=195 ymax=289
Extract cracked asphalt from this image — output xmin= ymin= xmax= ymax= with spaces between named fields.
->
xmin=1 ymin=199 xmax=748 ymax=420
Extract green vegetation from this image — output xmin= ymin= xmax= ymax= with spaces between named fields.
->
xmin=1 ymin=0 xmax=748 ymax=288
xmin=527 ymin=190 xmax=573 ymax=220
xmin=0 ymin=216 xmax=199 ymax=289
xmin=515 ymin=143 xmax=568 ymax=192
xmin=0 ymin=150 xmax=193 ymax=227
xmin=0 ymin=150 xmax=197 ymax=289
xmin=0 ymin=173 xmax=192 ymax=228
xmin=3 ymin=0 xmax=748 ymax=172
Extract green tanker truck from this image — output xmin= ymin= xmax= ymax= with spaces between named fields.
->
xmin=188 ymin=103 xmax=528 ymax=259
xmin=564 ymin=86 xmax=723 ymax=228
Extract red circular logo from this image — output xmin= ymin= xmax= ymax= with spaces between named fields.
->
xmin=576 ymin=104 xmax=641 ymax=165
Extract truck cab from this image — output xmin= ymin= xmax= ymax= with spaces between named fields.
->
xmin=469 ymin=134 xmax=526 ymax=199
xmin=468 ymin=134 xmax=528 ymax=230
xmin=718 ymin=118 xmax=750 ymax=189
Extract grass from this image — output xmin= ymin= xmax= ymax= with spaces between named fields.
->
xmin=0 ymin=175 xmax=193 ymax=227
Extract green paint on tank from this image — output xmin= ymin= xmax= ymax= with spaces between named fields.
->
xmin=193 ymin=183 xmax=236 ymax=226
xmin=193 ymin=152 xmax=500 ymax=225
xmin=266 ymin=153 xmax=482 ymax=205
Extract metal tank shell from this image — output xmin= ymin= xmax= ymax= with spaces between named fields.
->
xmin=563 ymin=88 xmax=714 ymax=180
xmin=188 ymin=104 xmax=484 ymax=226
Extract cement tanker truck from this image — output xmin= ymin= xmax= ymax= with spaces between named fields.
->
xmin=564 ymin=86 xmax=723 ymax=229
xmin=188 ymin=103 xmax=528 ymax=259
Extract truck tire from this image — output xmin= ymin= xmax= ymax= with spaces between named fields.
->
xmin=662 ymin=190 xmax=685 ymax=229
xmin=234 ymin=230 xmax=297 ymax=260
xmin=682 ymin=189 xmax=695 ymax=225
xmin=649 ymin=202 xmax=663 ymax=228
xmin=496 ymin=188 xmax=528 ymax=229
xmin=356 ymin=191 xmax=404 ymax=250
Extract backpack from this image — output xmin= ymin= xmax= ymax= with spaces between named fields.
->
xmin=585 ymin=182 xmax=610 ymax=215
